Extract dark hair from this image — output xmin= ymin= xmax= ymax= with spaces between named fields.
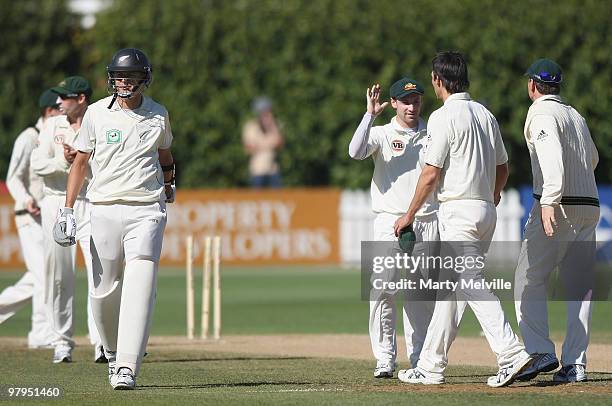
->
xmin=534 ymin=81 xmax=560 ymax=95
xmin=40 ymin=105 xmax=58 ymax=118
xmin=432 ymin=51 xmax=469 ymax=93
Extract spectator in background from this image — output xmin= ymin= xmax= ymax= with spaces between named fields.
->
xmin=0 ymin=89 xmax=60 ymax=348
xmin=242 ymin=96 xmax=284 ymax=188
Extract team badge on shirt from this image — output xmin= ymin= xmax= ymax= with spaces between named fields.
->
xmin=53 ymin=135 xmax=64 ymax=144
xmin=391 ymin=139 xmax=405 ymax=152
xmin=106 ymin=129 xmax=122 ymax=144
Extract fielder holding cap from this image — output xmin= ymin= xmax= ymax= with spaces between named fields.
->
xmin=0 ymin=89 xmax=61 ymax=348
xmin=393 ymin=51 xmax=532 ymax=387
xmin=513 ymin=59 xmax=599 ymax=383
xmin=349 ymin=77 xmax=438 ymax=378
xmin=55 ymin=48 xmax=175 ymax=390
xmin=30 ymin=77 xmax=103 ymax=363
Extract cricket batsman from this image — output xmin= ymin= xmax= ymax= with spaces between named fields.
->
xmin=54 ymin=48 xmax=175 ymax=390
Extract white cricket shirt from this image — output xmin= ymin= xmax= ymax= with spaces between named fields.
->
xmin=524 ymin=95 xmax=598 ymax=206
xmin=7 ymin=118 xmax=45 ymax=212
xmin=349 ymin=113 xmax=438 ymax=217
xmin=30 ymin=115 xmax=89 ymax=198
xmin=425 ymin=93 xmax=508 ymax=203
xmin=74 ymin=96 xmax=173 ymax=203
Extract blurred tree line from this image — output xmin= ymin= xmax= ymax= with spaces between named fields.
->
xmin=1 ymin=0 xmax=610 ymax=189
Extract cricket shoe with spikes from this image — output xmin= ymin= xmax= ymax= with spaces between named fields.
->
xmin=111 ymin=367 xmax=136 ymax=390
xmin=487 ymin=354 xmax=534 ymax=387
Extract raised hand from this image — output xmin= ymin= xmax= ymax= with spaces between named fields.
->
xmin=366 ymin=84 xmax=389 ymax=116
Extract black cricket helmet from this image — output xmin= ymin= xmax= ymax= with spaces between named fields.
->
xmin=106 ymin=48 xmax=153 ymax=99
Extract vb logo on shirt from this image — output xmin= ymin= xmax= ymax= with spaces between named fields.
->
xmin=106 ymin=129 xmax=122 ymax=144
xmin=391 ymin=140 xmax=405 ymax=152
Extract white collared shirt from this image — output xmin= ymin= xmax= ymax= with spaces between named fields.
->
xmin=425 ymin=92 xmax=508 ymax=203
xmin=74 ymin=95 xmax=173 ymax=203
xmin=7 ymin=117 xmax=45 ymax=211
xmin=30 ymin=115 xmax=89 ymax=198
xmin=349 ymin=113 xmax=437 ymax=216
xmin=524 ymin=95 xmax=598 ymax=205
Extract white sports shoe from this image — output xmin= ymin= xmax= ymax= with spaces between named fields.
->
xmin=487 ymin=355 xmax=533 ymax=387
xmin=106 ymin=350 xmax=117 ymax=385
xmin=94 ymin=343 xmax=108 ymax=363
xmin=553 ymin=364 xmax=587 ymax=383
xmin=398 ymin=368 xmax=445 ymax=385
xmin=373 ymin=362 xmax=396 ymax=378
xmin=52 ymin=345 xmax=72 ymax=364
xmin=111 ymin=367 xmax=136 ymax=390
xmin=516 ymin=353 xmax=559 ymax=381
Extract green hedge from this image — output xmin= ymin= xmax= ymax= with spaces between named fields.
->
xmin=0 ymin=0 xmax=81 ymax=178
xmin=1 ymin=0 xmax=610 ymax=189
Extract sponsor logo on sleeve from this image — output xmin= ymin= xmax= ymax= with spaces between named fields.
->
xmin=106 ymin=129 xmax=122 ymax=144
xmin=536 ymin=130 xmax=548 ymax=141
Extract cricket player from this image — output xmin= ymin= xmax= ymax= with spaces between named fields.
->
xmin=393 ymin=51 xmax=532 ymax=387
xmin=30 ymin=77 xmax=103 ymax=363
xmin=0 ymin=90 xmax=60 ymax=348
xmin=55 ymin=48 xmax=174 ymax=390
xmin=513 ymin=59 xmax=599 ymax=383
xmin=349 ymin=77 xmax=438 ymax=378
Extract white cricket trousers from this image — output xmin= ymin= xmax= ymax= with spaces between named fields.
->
xmin=40 ymin=194 xmax=101 ymax=348
xmin=89 ymin=201 xmax=167 ymax=376
xmin=417 ymin=200 xmax=528 ymax=376
xmin=0 ymin=214 xmax=54 ymax=347
xmin=515 ymin=203 xmax=598 ymax=366
xmin=369 ymin=212 xmax=438 ymax=368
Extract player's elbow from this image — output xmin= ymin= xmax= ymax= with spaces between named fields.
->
xmin=348 ymin=147 xmax=366 ymax=160
xmin=422 ymin=164 xmax=441 ymax=186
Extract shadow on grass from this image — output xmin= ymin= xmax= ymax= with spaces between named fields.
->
xmin=527 ymin=377 xmax=612 ymax=386
xmin=147 ymin=356 xmax=310 ymax=363
xmin=139 ymin=381 xmax=313 ymax=390
xmin=447 ymin=374 xmax=492 ymax=378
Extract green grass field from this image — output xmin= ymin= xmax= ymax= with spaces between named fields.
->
xmin=1 ymin=266 xmax=611 ymax=404
xmin=1 ymin=345 xmax=611 ymax=405
xmin=2 ymin=266 xmax=611 ymax=339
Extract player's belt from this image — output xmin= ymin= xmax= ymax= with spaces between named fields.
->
xmin=14 ymin=209 xmax=29 ymax=216
xmin=533 ymin=194 xmax=599 ymax=207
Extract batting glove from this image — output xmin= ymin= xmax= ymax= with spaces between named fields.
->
xmin=53 ymin=207 xmax=77 ymax=247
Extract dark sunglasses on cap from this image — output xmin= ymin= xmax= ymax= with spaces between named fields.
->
xmin=58 ymin=93 xmax=79 ymax=100
xmin=531 ymin=71 xmax=562 ymax=84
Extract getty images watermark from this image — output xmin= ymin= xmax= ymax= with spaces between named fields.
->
xmin=371 ymin=251 xmax=510 ymax=291
xmin=360 ymin=241 xmax=611 ymax=301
